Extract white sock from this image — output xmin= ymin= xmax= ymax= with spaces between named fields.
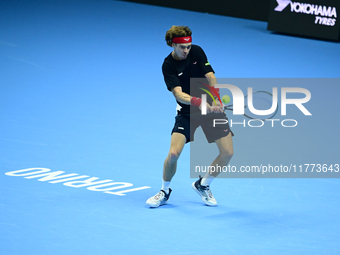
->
xmin=201 ymin=173 xmax=214 ymax=187
xmin=161 ymin=180 xmax=171 ymax=194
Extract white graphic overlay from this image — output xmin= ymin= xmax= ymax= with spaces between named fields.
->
xmin=275 ymin=0 xmax=291 ymax=12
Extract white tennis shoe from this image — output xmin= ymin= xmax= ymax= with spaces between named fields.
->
xmin=192 ymin=178 xmax=217 ymax=206
xmin=146 ymin=189 xmax=172 ymax=208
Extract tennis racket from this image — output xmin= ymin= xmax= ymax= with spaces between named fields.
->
xmin=223 ymin=90 xmax=278 ymax=120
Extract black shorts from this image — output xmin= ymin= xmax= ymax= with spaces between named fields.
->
xmin=171 ymin=111 xmax=234 ymax=143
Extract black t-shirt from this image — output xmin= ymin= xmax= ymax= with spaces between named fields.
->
xmin=162 ymin=44 xmax=214 ymax=113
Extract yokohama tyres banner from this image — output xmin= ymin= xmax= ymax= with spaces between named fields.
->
xmin=267 ymin=0 xmax=340 ymax=41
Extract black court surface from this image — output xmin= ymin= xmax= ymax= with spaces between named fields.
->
xmin=1 ymin=0 xmax=340 ymax=254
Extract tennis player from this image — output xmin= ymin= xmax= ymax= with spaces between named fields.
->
xmin=146 ymin=26 xmax=233 ymax=207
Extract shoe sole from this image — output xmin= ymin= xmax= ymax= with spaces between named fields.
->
xmin=146 ymin=199 xmax=168 ymax=208
xmin=191 ymin=182 xmax=217 ymax=206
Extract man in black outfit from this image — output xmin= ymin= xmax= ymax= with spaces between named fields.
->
xmin=146 ymin=26 xmax=234 ymax=207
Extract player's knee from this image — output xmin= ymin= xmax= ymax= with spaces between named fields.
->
xmin=220 ymin=148 xmax=234 ymax=160
xmin=168 ymin=150 xmax=181 ymax=162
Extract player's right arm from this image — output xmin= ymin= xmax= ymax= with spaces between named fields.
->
xmin=171 ymin=86 xmax=191 ymax=105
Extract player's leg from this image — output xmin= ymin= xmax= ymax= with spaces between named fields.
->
xmin=192 ymin=133 xmax=233 ymax=206
xmin=192 ymin=112 xmax=234 ymax=206
xmin=146 ymin=132 xmax=186 ymax=208
xmin=146 ymin=113 xmax=194 ymax=208
xmin=209 ymin=132 xmax=234 ymax=177
xmin=163 ymin=132 xmax=186 ymax=182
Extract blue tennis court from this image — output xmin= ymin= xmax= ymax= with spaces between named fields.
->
xmin=1 ymin=0 xmax=340 ymax=254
